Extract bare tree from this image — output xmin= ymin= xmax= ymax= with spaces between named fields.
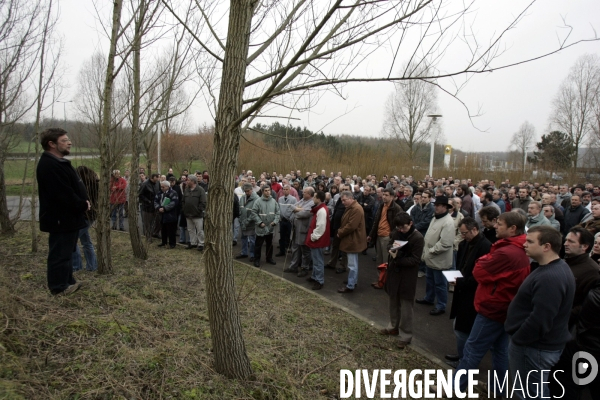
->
xmin=0 ymin=0 xmax=51 ymax=233
xmin=381 ymin=63 xmax=437 ymax=162
xmin=551 ymin=54 xmax=600 ymax=173
xmin=163 ymin=0 xmax=600 ymax=379
xmin=74 ymin=52 xmax=131 ymax=168
xmin=96 ymin=0 xmax=127 ymax=274
xmin=510 ymin=121 xmax=536 ymax=175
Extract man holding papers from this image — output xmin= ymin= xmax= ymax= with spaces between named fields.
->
xmin=446 ymin=217 xmax=491 ymax=367
xmin=381 ymin=213 xmax=424 ymax=349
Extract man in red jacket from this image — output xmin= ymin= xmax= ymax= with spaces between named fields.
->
xmin=305 ymin=191 xmax=330 ymax=290
xmin=110 ymin=170 xmax=128 ymax=231
xmin=453 ymin=211 xmax=530 ymax=395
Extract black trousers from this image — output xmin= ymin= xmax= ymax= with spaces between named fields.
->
xmin=161 ymin=221 xmax=177 ymax=246
xmin=278 ymin=219 xmax=292 ymax=250
xmin=254 ymin=234 xmax=274 ymax=261
xmin=48 ymin=230 xmax=79 ymax=294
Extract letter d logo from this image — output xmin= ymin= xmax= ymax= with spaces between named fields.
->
xmin=572 ymin=351 xmax=598 ymax=386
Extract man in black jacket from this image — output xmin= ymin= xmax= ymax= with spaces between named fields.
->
xmin=37 ymin=128 xmax=90 ymax=296
xmin=446 ymin=217 xmax=491 ymax=367
xmin=563 ymin=195 xmax=590 ymax=237
xmin=564 ymin=227 xmax=600 ymax=328
xmin=139 ymin=173 xmax=160 ymax=240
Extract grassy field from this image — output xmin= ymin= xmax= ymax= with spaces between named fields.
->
xmin=0 ymin=226 xmax=449 ymax=399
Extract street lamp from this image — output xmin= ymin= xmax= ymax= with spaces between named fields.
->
xmin=427 ymin=114 xmax=442 ymax=178
xmin=56 ymin=100 xmax=73 ymax=130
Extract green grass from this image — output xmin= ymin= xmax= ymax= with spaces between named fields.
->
xmin=0 ymin=225 xmax=447 ymax=399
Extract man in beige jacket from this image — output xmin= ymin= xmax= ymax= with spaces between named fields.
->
xmin=416 ymin=196 xmax=455 ymax=315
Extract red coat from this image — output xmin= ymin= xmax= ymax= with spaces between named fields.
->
xmin=110 ymin=177 xmax=127 ymax=204
xmin=305 ymin=203 xmax=330 ymax=249
xmin=271 ymin=182 xmax=282 ymax=195
xmin=473 ymin=234 xmax=530 ymax=323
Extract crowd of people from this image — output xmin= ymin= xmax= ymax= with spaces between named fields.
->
xmin=37 ymin=127 xmax=599 ymax=399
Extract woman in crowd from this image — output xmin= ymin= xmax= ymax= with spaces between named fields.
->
xmin=329 ymin=184 xmax=339 ymax=203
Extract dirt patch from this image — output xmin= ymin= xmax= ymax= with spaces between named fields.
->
xmin=0 ymin=225 xmax=446 ymax=399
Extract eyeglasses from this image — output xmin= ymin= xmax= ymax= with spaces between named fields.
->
xmin=459 ymin=231 xmax=470 ymax=236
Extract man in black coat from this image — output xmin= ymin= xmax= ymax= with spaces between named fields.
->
xmin=139 ymin=173 xmax=160 ymax=240
xmin=446 ymin=217 xmax=492 ymax=367
xmin=37 ymin=128 xmax=90 ymax=295
xmin=563 ymin=195 xmax=590 ymax=237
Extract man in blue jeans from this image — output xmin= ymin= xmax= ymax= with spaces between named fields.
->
xmin=337 ymin=191 xmax=366 ymax=293
xmin=453 ymin=212 xmax=530 ymax=395
xmin=505 ymin=226 xmax=575 ymax=399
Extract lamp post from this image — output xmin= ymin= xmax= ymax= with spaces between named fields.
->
xmin=56 ymin=100 xmax=73 ymax=130
xmin=426 ymin=114 xmax=442 ymax=178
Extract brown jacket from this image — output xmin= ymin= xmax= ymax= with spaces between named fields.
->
xmin=338 ymin=200 xmax=367 ymax=253
xmin=369 ymin=200 xmax=404 ymax=241
xmin=580 ymin=218 xmax=600 ymax=235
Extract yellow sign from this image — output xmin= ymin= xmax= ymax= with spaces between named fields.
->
xmin=444 ymin=145 xmax=452 ymax=155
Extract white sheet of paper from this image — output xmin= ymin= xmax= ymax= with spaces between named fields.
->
xmin=442 ymin=270 xmax=464 ymax=283
xmin=390 ymin=240 xmax=408 ymax=251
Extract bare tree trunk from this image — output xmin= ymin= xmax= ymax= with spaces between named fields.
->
xmin=96 ymin=0 xmax=124 ymax=274
xmin=204 ymin=0 xmax=254 ymax=379
xmin=128 ymin=0 xmax=147 ymax=260
xmin=0 ymin=166 xmax=12 ymax=234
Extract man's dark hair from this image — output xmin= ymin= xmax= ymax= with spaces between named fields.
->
xmin=569 ymin=226 xmax=595 ymax=253
xmin=383 ymin=187 xmax=395 ymax=197
xmin=459 ymin=184 xmax=469 ymax=194
xmin=314 ymin=190 xmax=326 ymax=202
xmin=168 ymin=176 xmax=176 ymax=182
xmin=528 ymin=226 xmax=563 ymax=254
xmin=151 ymin=173 xmax=160 ymax=179
xmin=394 ymin=212 xmax=413 ymax=227
xmin=459 ymin=216 xmax=479 ymax=231
xmin=40 ymin=128 xmax=67 ymax=151
xmin=498 ymin=212 xmax=526 ymax=235
xmin=484 ymin=192 xmax=493 ymax=202
xmin=479 ymin=206 xmax=500 ymax=221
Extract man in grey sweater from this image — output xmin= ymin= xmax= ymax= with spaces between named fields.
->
xmin=505 ymin=226 xmax=575 ymax=400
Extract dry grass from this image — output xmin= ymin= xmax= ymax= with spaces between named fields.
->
xmin=0 ymin=225 xmax=440 ymax=399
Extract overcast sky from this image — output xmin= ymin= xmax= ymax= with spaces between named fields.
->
xmin=55 ymin=0 xmax=600 ymax=153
